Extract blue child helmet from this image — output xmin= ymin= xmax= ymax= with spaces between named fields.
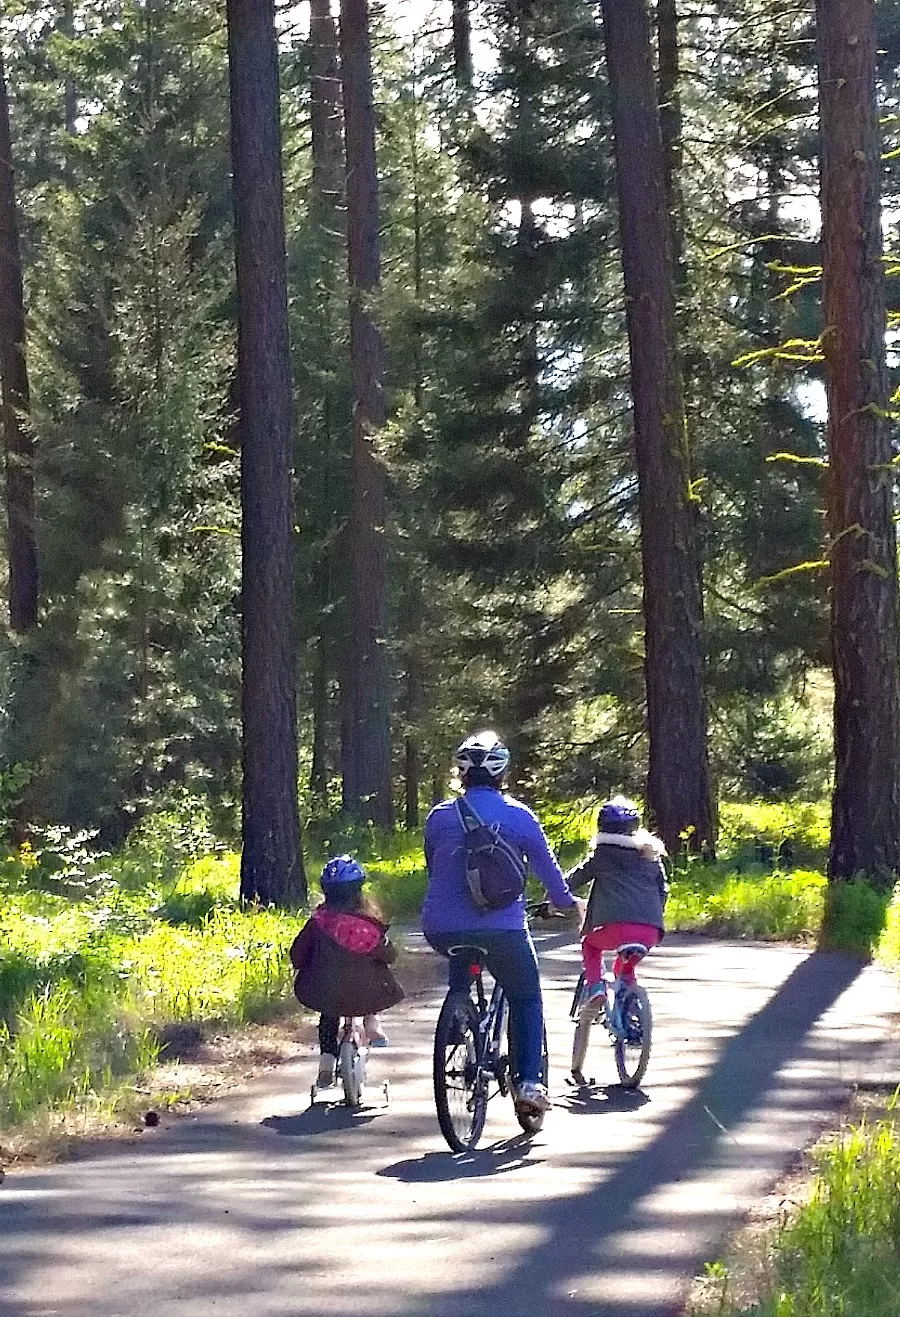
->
xmin=321 ymin=855 xmax=366 ymax=887
xmin=598 ymin=796 xmax=641 ymax=834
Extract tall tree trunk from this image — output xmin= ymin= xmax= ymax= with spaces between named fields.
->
xmin=0 ymin=49 xmax=38 ymax=635
xmin=310 ymin=0 xmax=343 ymax=228
xmin=599 ymin=0 xmax=714 ymax=856
xmin=308 ymin=0 xmax=344 ymax=804
xmin=657 ymin=0 xmax=685 ymax=292
xmin=817 ymin=0 xmax=900 ymax=884
xmin=403 ymin=646 xmax=423 ymax=829
xmin=339 ymin=0 xmax=393 ymax=826
xmin=452 ymin=0 xmax=473 ymax=91
xmin=227 ymin=0 xmax=305 ymax=904
xmin=61 ymin=0 xmax=77 ymax=137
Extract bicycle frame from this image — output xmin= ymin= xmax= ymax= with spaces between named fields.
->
xmin=570 ymin=940 xmax=653 ymax=1088
xmin=452 ymin=952 xmax=510 ymax=1094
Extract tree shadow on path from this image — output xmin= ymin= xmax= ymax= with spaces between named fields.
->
xmin=428 ymin=948 xmax=873 ymax=1317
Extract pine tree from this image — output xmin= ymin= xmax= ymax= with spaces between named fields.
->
xmin=227 ymin=0 xmax=305 ymax=902
xmin=0 ymin=46 xmax=38 ymax=634
xmin=816 ymin=0 xmax=900 ymax=883
xmin=339 ymin=0 xmax=393 ymax=826
xmin=599 ymin=0 xmax=714 ymax=853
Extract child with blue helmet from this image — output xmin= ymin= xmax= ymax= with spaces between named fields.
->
xmin=290 ymin=856 xmax=404 ymax=1088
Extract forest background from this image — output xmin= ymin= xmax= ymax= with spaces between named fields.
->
xmin=6 ymin=12 xmax=900 ymax=1312
xmin=0 ymin=0 xmax=863 ymax=866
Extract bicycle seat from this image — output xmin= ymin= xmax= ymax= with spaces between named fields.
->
xmin=616 ymin=942 xmax=648 ymax=959
xmin=447 ymin=943 xmax=489 ymax=959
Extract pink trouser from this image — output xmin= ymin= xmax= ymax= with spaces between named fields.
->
xmin=581 ymin=922 xmax=660 ymax=985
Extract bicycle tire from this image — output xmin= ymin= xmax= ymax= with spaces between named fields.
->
xmin=569 ymin=971 xmax=586 ymax=1020
xmin=614 ymin=985 xmax=652 ymax=1088
xmin=340 ymin=1035 xmax=365 ymax=1107
xmin=433 ymin=994 xmax=486 ymax=1152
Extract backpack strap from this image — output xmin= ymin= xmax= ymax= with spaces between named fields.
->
xmin=456 ymin=795 xmax=485 ymax=833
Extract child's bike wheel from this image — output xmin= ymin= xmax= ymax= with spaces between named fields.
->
xmin=513 ymin=1025 xmax=549 ymax=1135
xmin=433 ymin=994 xmax=486 ymax=1152
xmin=614 ymin=985 xmax=652 ymax=1089
xmin=340 ymin=1036 xmax=366 ymax=1107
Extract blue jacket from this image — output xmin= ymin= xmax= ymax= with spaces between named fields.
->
xmin=422 ymin=786 xmax=576 ymax=932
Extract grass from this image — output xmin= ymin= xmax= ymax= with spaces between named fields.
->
xmin=0 ymin=793 xmax=895 ymax=1148
xmin=695 ymin=1109 xmax=900 ymax=1317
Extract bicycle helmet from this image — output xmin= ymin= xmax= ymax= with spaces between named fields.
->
xmin=598 ymin=796 xmax=641 ymax=835
xmin=455 ymin=731 xmax=510 ymax=781
xmin=320 ymin=855 xmax=366 ymax=887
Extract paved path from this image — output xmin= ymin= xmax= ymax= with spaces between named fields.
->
xmin=2 ymin=933 xmax=900 ymax=1317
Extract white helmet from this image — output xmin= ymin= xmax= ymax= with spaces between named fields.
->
xmin=455 ymin=731 xmax=510 ymax=780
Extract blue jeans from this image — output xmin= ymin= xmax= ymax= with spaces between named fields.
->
xmin=425 ymin=928 xmax=544 ymax=1084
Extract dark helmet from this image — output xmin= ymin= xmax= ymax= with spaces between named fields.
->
xmin=455 ymin=731 xmax=510 ymax=781
xmin=598 ymin=796 xmax=641 ymax=835
xmin=320 ymin=855 xmax=366 ymax=888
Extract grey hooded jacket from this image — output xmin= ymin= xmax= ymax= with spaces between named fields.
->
xmin=567 ymin=830 xmax=668 ymax=934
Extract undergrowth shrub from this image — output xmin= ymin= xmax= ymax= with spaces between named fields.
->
xmin=0 ymin=879 xmax=296 ymax=1128
xmin=703 ymin=1113 xmax=900 ymax=1316
xmin=717 ymin=802 xmax=830 ymax=868
xmin=668 ymin=868 xmax=826 ymax=941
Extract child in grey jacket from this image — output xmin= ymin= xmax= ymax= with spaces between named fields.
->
xmin=566 ymin=796 xmax=668 ymax=1006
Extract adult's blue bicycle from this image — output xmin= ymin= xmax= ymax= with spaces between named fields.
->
xmin=432 ymin=906 xmax=554 ymax=1152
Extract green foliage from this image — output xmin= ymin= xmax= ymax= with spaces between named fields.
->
xmin=699 ymin=1113 xmax=900 ymax=1317
xmin=823 ymin=881 xmax=891 ymax=958
xmin=668 ymin=868 xmax=826 ymax=942
xmin=0 ymin=848 xmax=295 ymax=1129
xmin=717 ymin=802 xmax=830 ymax=868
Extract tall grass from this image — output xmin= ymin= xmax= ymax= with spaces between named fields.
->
xmin=0 ymin=866 xmax=297 ymax=1128
xmin=700 ymin=1113 xmax=900 ymax=1317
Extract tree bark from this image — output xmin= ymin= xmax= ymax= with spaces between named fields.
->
xmin=452 ymin=0 xmax=473 ymax=91
xmin=0 ymin=48 xmax=38 ymax=635
xmin=657 ymin=0 xmax=685 ymax=293
xmin=227 ymin=0 xmax=305 ymax=904
xmin=339 ymin=0 xmax=393 ymax=826
xmin=310 ymin=0 xmax=344 ymax=229
xmin=817 ymin=0 xmax=900 ymax=884
xmin=599 ymin=0 xmax=715 ymax=856
xmin=307 ymin=0 xmax=344 ymax=805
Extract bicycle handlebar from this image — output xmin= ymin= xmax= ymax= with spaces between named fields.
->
xmin=526 ymin=899 xmax=568 ymax=920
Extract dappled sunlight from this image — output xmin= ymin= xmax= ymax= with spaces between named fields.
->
xmin=2 ymin=931 xmax=893 ymax=1317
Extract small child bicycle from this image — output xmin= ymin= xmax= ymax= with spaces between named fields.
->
xmin=310 ymin=1015 xmax=390 ymax=1109
xmin=569 ymin=941 xmax=652 ymax=1089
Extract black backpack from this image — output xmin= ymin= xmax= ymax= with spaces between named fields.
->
xmin=456 ymin=796 xmax=527 ymax=911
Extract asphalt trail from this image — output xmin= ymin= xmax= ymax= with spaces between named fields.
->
xmin=2 ymin=933 xmax=898 ymax=1317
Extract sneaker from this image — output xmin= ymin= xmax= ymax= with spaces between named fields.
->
xmin=364 ymin=1014 xmax=389 ymax=1047
xmin=317 ymin=1055 xmax=337 ymax=1087
xmin=515 ymin=1081 xmax=551 ymax=1114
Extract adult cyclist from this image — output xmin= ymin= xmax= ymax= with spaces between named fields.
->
xmin=422 ymin=731 xmax=585 ymax=1118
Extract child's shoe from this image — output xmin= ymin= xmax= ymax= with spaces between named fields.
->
xmin=317 ymin=1054 xmax=337 ymax=1087
xmin=364 ymin=1014 xmax=389 ymax=1047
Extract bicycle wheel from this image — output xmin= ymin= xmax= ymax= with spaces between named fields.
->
xmin=569 ymin=971 xmax=586 ymax=1020
xmin=614 ymin=985 xmax=652 ymax=1088
xmin=433 ymin=994 xmax=486 ymax=1152
xmin=339 ymin=1035 xmax=366 ymax=1107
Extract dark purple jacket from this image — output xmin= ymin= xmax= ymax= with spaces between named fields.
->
xmin=289 ymin=907 xmax=404 ymax=1017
